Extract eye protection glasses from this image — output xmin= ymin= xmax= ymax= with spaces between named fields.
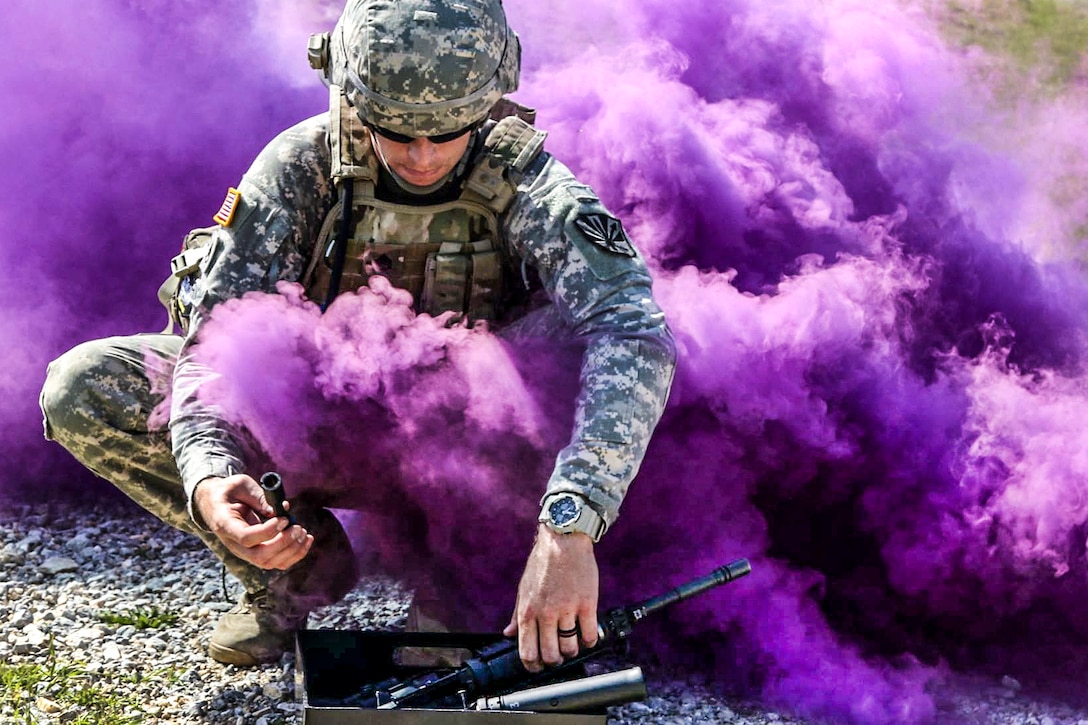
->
xmin=367 ymin=123 xmax=477 ymax=145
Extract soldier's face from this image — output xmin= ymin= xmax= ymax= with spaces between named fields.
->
xmin=370 ymin=130 xmax=472 ymax=188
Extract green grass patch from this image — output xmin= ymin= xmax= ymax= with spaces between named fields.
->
xmin=96 ymin=606 xmax=179 ymax=630
xmin=941 ymin=0 xmax=1088 ymax=94
xmin=0 ymin=639 xmax=145 ymax=724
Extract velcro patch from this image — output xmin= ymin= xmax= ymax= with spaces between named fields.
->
xmin=574 ymin=214 xmax=636 ymax=257
xmin=213 ymin=187 xmax=242 ymax=227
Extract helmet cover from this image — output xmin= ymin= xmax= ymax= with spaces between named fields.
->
xmin=330 ymin=0 xmax=520 ymax=137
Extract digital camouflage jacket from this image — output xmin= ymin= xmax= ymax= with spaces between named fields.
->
xmin=170 ymin=112 xmax=676 ymax=532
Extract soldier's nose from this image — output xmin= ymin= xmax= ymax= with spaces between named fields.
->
xmin=407 ymin=138 xmax=438 ymax=161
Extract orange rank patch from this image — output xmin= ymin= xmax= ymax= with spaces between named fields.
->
xmin=213 ymin=187 xmax=242 ymax=227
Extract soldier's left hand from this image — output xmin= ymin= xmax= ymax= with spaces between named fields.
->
xmin=503 ymin=525 xmax=599 ymax=672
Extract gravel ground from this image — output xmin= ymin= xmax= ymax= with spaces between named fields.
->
xmin=3 ymin=501 xmax=1088 ymax=724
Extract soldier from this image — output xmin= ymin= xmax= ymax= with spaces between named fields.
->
xmin=39 ymin=0 xmax=675 ymax=672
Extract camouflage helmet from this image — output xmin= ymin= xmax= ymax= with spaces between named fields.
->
xmin=328 ymin=0 xmax=520 ymax=138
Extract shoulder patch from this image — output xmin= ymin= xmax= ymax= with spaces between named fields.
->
xmin=213 ymin=187 xmax=242 ymax=227
xmin=574 ymin=214 xmax=636 ymax=257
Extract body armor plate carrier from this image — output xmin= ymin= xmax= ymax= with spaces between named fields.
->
xmin=301 ymin=86 xmax=546 ymax=324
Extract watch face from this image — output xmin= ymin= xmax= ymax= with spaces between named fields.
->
xmin=548 ymin=496 xmax=581 ymax=527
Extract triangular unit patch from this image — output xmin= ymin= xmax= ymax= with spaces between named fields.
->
xmin=574 ymin=213 xmax=636 ymax=257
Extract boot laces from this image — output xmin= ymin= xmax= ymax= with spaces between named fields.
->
xmin=238 ymin=588 xmax=308 ymax=628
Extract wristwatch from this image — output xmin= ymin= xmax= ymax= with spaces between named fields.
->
xmin=538 ymin=492 xmax=606 ymax=543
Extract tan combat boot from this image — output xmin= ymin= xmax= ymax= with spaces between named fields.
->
xmin=208 ymin=507 xmax=360 ymax=666
xmin=208 ymin=589 xmax=308 ymax=666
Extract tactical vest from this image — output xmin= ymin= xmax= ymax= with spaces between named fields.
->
xmin=301 ymin=86 xmax=547 ymax=323
xmin=158 ymin=91 xmax=546 ymax=334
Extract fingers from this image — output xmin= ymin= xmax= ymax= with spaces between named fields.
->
xmin=222 ymin=518 xmax=314 ymax=571
xmin=536 ymin=616 xmax=563 ymax=669
xmin=259 ymin=527 xmax=314 ymax=570
xmin=534 ymin=615 xmax=586 ymax=665
xmin=578 ymin=602 xmax=599 ymax=650
xmin=517 ymin=617 xmax=542 ymax=673
xmin=512 ymin=613 xmax=583 ymax=672
xmin=503 ymin=607 xmax=518 ymax=639
xmin=557 ymin=616 xmax=580 ymax=660
xmin=222 ymin=509 xmax=282 ymax=547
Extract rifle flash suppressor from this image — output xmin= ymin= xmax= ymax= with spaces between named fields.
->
xmin=259 ymin=472 xmax=296 ymax=527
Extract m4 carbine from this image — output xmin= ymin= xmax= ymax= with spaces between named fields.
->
xmin=367 ymin=558 xmax=752 ymax=711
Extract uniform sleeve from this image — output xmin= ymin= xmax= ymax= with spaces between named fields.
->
xmin=503 ymin=154 xmax=677 ymax=531
xmin=170 ymin=117 xmax=336 ymax=520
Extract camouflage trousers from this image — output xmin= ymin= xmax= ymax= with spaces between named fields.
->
xmin=38 ymin=333 xmax=357 ymax=605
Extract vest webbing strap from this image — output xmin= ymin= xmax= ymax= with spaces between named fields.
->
xmin=321 ymin=179 xmax=355 ymax=312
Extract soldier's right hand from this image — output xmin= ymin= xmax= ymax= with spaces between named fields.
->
xmin=193 ymin=473 xmax=313 ymax=571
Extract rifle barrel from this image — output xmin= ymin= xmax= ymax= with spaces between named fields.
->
xmin=633 ymin=558 xmax=750 ymax=619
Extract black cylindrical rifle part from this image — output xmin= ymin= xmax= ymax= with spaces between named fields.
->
xmin=632 ymin=558 xmax=752 ymax=620
xmin=597 ymin=558 xmax=751 ymax=642
xmin=474 ymin=666 xmax=647 ymax=712
xmin=259 ymin=472 xmax=296 ymax=527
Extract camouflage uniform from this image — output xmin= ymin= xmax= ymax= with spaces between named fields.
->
xmin=168 ymin=111 xmax=675 ymax=522
xmin=40 ymin=0 xmax=675 ymax=640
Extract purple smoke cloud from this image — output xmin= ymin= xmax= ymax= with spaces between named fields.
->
xmin=1 ymin=0 xmax=327 ymax=495
xmin=7 ymin=0 xmax=1088 ymax=722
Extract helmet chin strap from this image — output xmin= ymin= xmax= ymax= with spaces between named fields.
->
xmin=369 ymin=129 xmax=460 ymax=196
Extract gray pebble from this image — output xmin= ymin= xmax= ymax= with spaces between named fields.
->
xmin=17 ymin=530 xmax=44 ymax=551
xmin=23 ymin=624 xmax=47 ymax=646
xmin=9 ymin=608 xmax=32 ymax=628
xmin=0 ymin=544 xmax=25 ymax=565
xmin=40 ymin=556 xmax=79 ymax=575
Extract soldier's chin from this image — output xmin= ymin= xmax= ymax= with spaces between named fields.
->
xmin=398 ymin=168 xmax=443 ymax=186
